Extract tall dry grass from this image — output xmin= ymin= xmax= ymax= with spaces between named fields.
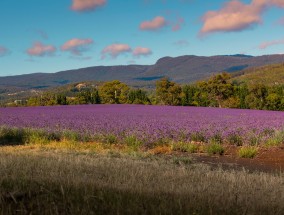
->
xmin=0 ymin=146 xmax=283 ymax=215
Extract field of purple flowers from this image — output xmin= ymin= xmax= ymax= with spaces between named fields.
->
xmin=1 ymin=104 xmax=284 ymax=146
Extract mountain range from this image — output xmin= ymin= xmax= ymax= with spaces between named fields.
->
xmin=1 ymin=54 xmax=284 ymax=94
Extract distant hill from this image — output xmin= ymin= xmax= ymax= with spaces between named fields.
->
xmin=1 ymin=54 xmax=284 ymax=93
xmin=232 ymin=63 xmax=284 ymax=86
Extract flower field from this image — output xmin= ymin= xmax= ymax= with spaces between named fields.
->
xmin=1 ymin=104 xmax=284 ymax=146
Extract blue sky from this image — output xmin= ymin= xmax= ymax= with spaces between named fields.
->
xmin=0 ymin=0 xmax=284 ymax=76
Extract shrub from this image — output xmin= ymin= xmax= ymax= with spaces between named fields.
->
xmin=227 ymin=133 xmax=243 ymax=146
xmin=238 ymin=146 xmax=258 ymax=158
xmin=265 ymin=130 xmax=284 ymax=147
xmin=206 ymin=143 xmax=224 ymax=155
xmin=62 ymin=130 xmax=81 ymax=142
xmin=0 ymin=127 xmax=26 ymax=145
xmin=249 ymin=136 xmax=261 ymax=146
xmin=25 ymin=130 xmax=50 ymax=145
xmin=262 ymin=128 xmax=275 ymax=136
xmin=103 ymin=134 xmax=118 ymax=144
xmin=171 ymin=142 xmax=199 ymax=153
xmin=124 ymin=135 xmax=142 ymax=150
xmin=209 ymin=133 xmax=223 ymax=144
xmin=190 ymin=132 xmax=205 ymax=142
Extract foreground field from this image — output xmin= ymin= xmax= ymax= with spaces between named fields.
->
xmin=1 ymin=105 xmax=284 ymax=214
xmin=0 ymin=145 xmax=283 ymax=215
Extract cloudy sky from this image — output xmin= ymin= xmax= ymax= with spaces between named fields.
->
xmin=0 ymin=0 xmax=284 ymax=76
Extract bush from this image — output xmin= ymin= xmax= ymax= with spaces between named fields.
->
xmin=171 ymin=142 xmax=199 ymax=153
xmin=238 ymin=146 xmax=258 ymax=158
xmin=124 ymin=135 xmax=142 ymax=150
xmin=249 ymin=136 xmax=261 ymax=146
xmin=0 ymin=127 xmax=26 ymax=145
xmin=206 ymin=143 xmax=224 ymax=155
xmin=103 ymin=134 xmax=118 ymax=144
xmin=62 ymin=130 xmax=81 ymax=142
xmin=265 ymin=130 xmax=284 ymax=147
xmin=25 ymin=130 xmax=50 ymax=145
xmin=209 ymin=133 xmax=223 ymax=144
xmin=227 ymin=133 xmax=243 ymax=146
xmin=190 ymin=132 xmax=206 ymax=142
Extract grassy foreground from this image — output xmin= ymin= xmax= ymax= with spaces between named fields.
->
xmin=0 ymin=145 xmax=283 ymax=215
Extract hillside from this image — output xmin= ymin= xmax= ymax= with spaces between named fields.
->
xmin=1 ymin=54 xmax=284 ymax=93
xmin=232 ymin=63 xmax=284 ymax=86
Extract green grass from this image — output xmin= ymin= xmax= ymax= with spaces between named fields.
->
xmin=265 ymin=130 xmax=284 ymax=147
xmin=171 ymin=142 xmax=199 ymax=153
xmin=0 ymin=146 xmax=283 ymax=214
xmin=123 ymin=135 xmax=142 ymax=151
xmin=205 ymin=143 xmax=225 ymax=155
xmin=238 ymin=146 xmax=258 ymax=158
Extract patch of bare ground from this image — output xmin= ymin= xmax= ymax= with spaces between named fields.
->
xmin=191 ymin=145 xmax=284 ymax=173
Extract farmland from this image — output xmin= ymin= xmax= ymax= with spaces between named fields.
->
xmin=2 ymin=104 xmax=284 ymax=145
xmin=1 ymin=104 xmax=284 ymax=214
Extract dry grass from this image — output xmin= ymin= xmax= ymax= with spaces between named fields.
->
xmin=0 ymin=145 xmax=283 ymax=215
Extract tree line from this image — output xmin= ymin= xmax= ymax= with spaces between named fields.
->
xmin=7 ymin=73 xmax=284 ymax=111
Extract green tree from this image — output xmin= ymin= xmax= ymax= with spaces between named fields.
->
xmin=27 ymin=97 xmax=40 ymax=106
xmin=99 ymin=80 xmax=129 ymax=104
xmin=198 ymin=73 xmax=233 ymax=108
xmin=181 ymin=85 xmax=197 ymax=106
xmin=266 ymin=93 xmax=281 ymax=110
xmin=246 ymin=83 xmax=267 ymax=109
xmin=56 ymin=94 xmax=67 ymax=105
xmin=77 ymin=89 xmax=101 ymax=104
xmin=156 ymin=78 xmax=182 ymax=105
xmin=127 ymin=89 xmax=150 ymax=104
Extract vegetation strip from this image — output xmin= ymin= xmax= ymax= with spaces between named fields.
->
xmin=4 ymin=71 xmax=284 ymax=112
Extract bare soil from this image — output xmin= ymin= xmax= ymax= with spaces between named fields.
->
xmin=191 ymin=145 xmax=284 ymax=173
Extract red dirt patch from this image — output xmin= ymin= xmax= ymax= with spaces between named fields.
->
xmin=191 ymin=145 xmax=284 ymax=173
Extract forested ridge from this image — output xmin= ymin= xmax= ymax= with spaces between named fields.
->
xmin=5 ymin=68 xmax=284 ymax=111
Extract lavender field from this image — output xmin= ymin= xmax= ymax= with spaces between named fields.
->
xmin=1 ymin=105 xmax=284 ymax=214
xmin=1 ymin=104 xmax=284 ymax=145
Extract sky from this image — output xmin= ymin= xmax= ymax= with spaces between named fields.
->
xmin=0 ymin=0 xmax=284 ymax=76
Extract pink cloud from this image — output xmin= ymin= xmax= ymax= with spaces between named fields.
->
xmin=132 ymin=47 xmax=152 ymax=57
xmin=140 ymin=16 xmax=167 ymax=31
xmin=101 ymin=43 xmax=131 ymax=59
xmin=270 ymin=0 xmax=284 ymax=7
xmin=26 ymin=42 xmax=56 ymax=57
xmin=259 ymin=38 xmax=284 ymax=49
xmin=0 ymin=46 xmax=9 ymax=57
xmin=61 ymin=38 xmax=93 ymax=56
xmin=200 ymin=0 xmax=268 ymax=36
xmin=200 ymin=0 xmax=284 ymax=36
xmin=172 ymin=17 xmax=185 ymax=32
xmin=71 ymin=0 xmax=106 ymax=11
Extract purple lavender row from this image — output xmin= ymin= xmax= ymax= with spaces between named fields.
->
xmin=1 ymin=105 xmax=284 ymax=144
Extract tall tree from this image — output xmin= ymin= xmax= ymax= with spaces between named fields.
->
xmin=198 ymin=73 xmax=233 ymax=108
xmin=99 ymin=80 xmax=129 ymax=104
xmin=127 ymin=89 xmax=150 ymax=104
xmin=156 ymin=78 xmax=182 ymax=105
